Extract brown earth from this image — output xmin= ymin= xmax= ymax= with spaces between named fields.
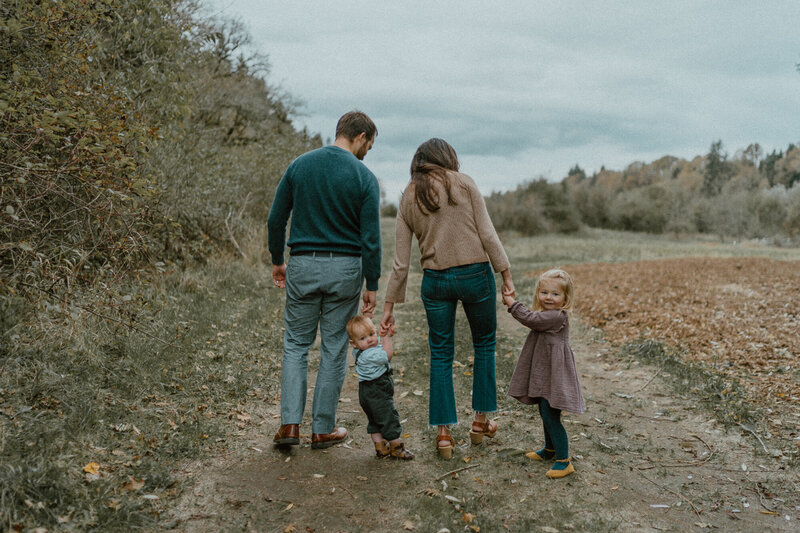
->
xmin=167 ymin=258 xmax=800 ymax=532
xmin=567 ymin=257 xmax=800 ymax=407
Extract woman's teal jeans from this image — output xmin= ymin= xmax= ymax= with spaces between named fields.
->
xmin=420 ymin=262 xmax=498 ymax=426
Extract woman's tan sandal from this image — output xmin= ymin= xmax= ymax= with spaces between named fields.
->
xmin=374 ymin=440 xmax=390 ymax=458
xmin=389 ymin=441 xmax=415 ymax=460
xmin=437 ymin=432 xmax=455 ymax=460
xmin=469 ymin=419 xmax=498 ymax=445
xmin=546 ymin=459 xmax=575 ymax=479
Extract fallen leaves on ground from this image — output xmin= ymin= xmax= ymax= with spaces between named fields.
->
xmin=563 ymin=257 xmax=800 ymax=406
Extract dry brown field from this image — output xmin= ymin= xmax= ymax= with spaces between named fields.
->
xmin=566 ymin=257 xmax=800 ymax=407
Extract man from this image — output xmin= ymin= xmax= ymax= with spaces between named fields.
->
xmin=267 ymin=110 xmax=381 ymax=449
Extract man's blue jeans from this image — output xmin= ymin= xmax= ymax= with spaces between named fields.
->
xmin=281 ymin=254 xmax=362 ymax=434
xmin=420 ymin=262 xmax=497 ymax=426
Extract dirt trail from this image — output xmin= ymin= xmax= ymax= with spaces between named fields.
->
xmin=168 ymin=304 xmax=799 ymax=532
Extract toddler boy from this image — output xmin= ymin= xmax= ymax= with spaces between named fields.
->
xmin=346 ymin=315 xmax=414 ymax=460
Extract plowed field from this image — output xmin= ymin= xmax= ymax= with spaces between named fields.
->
xmin=563 ymin=257 xmax=800 ymax=406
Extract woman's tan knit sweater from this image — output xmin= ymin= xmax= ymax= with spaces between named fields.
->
xmin=384 ymin=171 xmax=510 ymax=303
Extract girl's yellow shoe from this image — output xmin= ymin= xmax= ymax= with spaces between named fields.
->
xmin=525 ymin=448 xmax=555 ymax=461
xmin=546 ymin=459 xmax=575 ymax=479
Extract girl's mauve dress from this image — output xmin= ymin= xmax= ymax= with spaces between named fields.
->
xmin=506 ymin=302 xmax=586 ymax=414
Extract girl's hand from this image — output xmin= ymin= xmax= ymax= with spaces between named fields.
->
xmin=502 ymin=293 xmax=515 ymax=307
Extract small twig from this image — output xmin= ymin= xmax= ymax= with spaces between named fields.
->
xmin=435 ymin=464 xmax=480 ymax=481
xmin=748 ymin=482 xmax=777 ymax=512
xmin=18 ymin=281 xmax=174 ymax=346
xmin=636 ymin=367 xmax=663 ymax=392
xmin=690 ymin=433 xmax=714 ymax=460
xmin=737 ymin=423 xmax=769 ymax=453
xmin=224 ymin=210 xmax=247 ymax=260
xmin=626 ymin=411 xmax=677 ymax=422
xmin=636 ymin=433 xmax=714 ymax=470
xmin=337 ymin=485 xmax=356 ymax=499
xmin=639 ymin=471 xmax=702 ymax=518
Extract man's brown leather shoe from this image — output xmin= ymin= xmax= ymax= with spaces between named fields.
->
xmin=311 ymin=427 xmax=347 ymax=449
xmin=273 ymin=424 xmax=299 ymax=446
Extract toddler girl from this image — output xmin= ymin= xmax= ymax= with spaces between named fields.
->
xmin=502 ymin=268 xmax=585 ymax=478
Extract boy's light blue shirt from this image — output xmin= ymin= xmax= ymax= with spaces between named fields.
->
xmin=353 ymin=345 xmax=390 ymax=382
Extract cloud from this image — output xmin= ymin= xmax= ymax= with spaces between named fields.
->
xmin=206 ymin=0 xmax=800 ymax=203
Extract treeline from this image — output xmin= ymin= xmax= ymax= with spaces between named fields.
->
xmin=487 ymin=141 xmax=800 ymax=240
xmin=1 ymin=0 xmax=318 ymax=316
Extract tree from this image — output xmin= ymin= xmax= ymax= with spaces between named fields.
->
xmin=701 ymin=140 xmax=733 ymax=197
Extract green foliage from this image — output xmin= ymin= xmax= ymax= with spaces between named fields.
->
xmin=701 ymin=140 xmax=733 ymax=197
xmin=1 ymin=0 xmax=316 ymax=311
xmin=611 ymin=185 xmax=674 ymax=233
xmin=0 ymin=5 xmax=320 ymax=525
xmin=1 ymin=0 xmax=171 ymax=294
xmin=539 ymin=139 xmax=800 ymax=242
xmin=487 ymin=178 xmax=581 ymax=236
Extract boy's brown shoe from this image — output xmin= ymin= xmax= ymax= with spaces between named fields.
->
xmin=374 ymin=440 xmax=390 ymax=458
xmin=389 ymin=441 xmax=415 ymax=460
xmin=273 ymin=424 xmax=300 ymax=446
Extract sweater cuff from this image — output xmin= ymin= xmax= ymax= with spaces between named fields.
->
xmin=365 ymin=278 xmax=379 ymax=291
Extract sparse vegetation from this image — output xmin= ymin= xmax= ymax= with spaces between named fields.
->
xmin=2 ymin=2 xmax=799 ymax=530
xmin=487 ymin=141 xmax=800 ymax=241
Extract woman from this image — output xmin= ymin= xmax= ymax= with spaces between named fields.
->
xmin=381 ymin=138 xmax=515 ymax=458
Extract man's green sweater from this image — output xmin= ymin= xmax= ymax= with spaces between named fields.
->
xmin=267 ymin=145 xmax=382 ymax=291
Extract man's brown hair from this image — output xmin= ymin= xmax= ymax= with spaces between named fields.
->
xmin=335 ymin=110 xmax=377 ymax=142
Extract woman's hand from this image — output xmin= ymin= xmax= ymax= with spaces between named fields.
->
xmin=380 ymin=302 xmax=395 ymax=336
xmin=500 ymin=269 xmax=516 ymax=299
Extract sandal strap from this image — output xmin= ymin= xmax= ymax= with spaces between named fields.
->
xmin=437 ymin=434 xmax=455 ymax=447
xmin=471 ymin=419 xmax=497 ymax=433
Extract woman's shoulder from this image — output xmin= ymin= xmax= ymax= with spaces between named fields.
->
xmin=448 ymin=171 xmax=477 ymax=188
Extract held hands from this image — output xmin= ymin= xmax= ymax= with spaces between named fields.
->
xmin=501 ymin=292 xmax=516 ymax=308
xmin=500 ymin=269 xmax=516 ymax=307
xmin=379 ymin=302 xmax=395 ymax=337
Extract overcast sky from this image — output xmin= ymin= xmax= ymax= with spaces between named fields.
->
xmin=204 ymin=1 xmax=800 ymax=203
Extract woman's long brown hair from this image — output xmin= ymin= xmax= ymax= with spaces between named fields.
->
xmin=409 ymin=138 xmax=460 ymax=214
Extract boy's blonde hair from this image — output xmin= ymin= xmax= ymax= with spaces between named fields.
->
xmin=533 ymin=268 xmax=574 ymax=311
xmin=346 ymin=315 xmax=375 ymax=341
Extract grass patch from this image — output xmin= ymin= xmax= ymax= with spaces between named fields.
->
xmin=501 ymin=227 xmax=800 ymax=271
xmin=0 ymin=256 xmax=285 ymax=530
xmin=618 ymin=339 xmax=758 ymax=428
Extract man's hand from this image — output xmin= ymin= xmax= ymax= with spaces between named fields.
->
xmin=361 ymin=290 xmax=377 ymax=318
xmin=272 ymin=263 xmax=287 ymax=288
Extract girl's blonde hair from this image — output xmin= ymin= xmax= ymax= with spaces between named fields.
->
xmin=533 ymin=268 xmax=574 ymax=311
xmin=346 ymin=315 xmax=376 ymax=341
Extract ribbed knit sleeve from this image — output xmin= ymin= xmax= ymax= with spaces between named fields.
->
xmin=267 ymin=165 xmax=294 ymax=265
xmin=384 ymin=209 xmax=413 ymax=303
xmin=360 ymin=175 xmax=382 ymax=291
